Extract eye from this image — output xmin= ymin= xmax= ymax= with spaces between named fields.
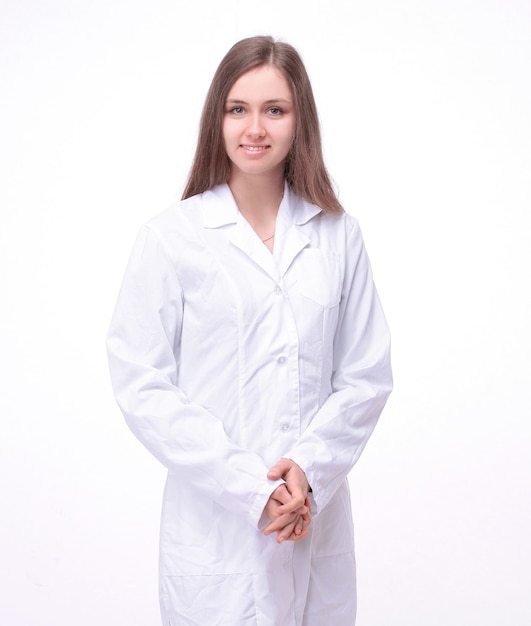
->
xmin=268 ymin=106 xmax=282 ymax=116
xmin=228 ymin=106 xmax=245 ymax=115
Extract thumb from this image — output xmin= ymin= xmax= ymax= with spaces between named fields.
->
xmin=267 ymin=458 xmax=292 ymax=480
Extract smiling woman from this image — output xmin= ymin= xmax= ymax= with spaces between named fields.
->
xmin=182 ymin=36 xmax=343 ymax=216
xmin=107 ymin=35 xmax=392 ymax=625
xmin=222 ymin=65 xmax=295 ymax=185
xmin=222 ymin=65 xmax=296 ymax=244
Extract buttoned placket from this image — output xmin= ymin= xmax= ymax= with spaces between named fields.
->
xmin=268 ymin=273 xmax=302 ymax=441
xmin=201 ymin=183 xmax=322 ymax=445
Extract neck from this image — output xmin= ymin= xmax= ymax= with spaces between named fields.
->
xmin=228 ymin=170 xmax=285 ymax=225
xmin=227 ymin=169 xmax=284 ymax=251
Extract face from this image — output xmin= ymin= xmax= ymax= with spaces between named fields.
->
xmin=222 ymin=65 xmax=295 ymax=183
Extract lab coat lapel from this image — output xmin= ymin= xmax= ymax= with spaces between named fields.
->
xmin=277 ymin=226 xmax=311 ymax=278
xmin=200 ymin=183 xmax=321 ymax=281
xmin=201 ymin=184 xmax=278 ymax=280
xmin=276 ymin=187 xmax=321 ymax=278
xmin=229 ymin=220 xmax=278 ymax=281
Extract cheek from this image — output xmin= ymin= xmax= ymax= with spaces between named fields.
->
xmin=282 ymin=123 xmax=296 ymax=150
xmin=283 ymin=118 xmax=296 ymax=144
xmin=221 ymin=122 xmax=229 ymax=145
xmin=222 ymin=120 xmax=242 ymax=148
xmin=222 ymin=133 xmax=235 ymax=157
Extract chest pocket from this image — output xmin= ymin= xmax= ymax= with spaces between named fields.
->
xmin=291 ymin=248 xmax=342 ymax=308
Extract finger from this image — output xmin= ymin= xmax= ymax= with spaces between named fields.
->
xmin=283 ymin=519 xmax=311 ymax=543
xmin=264 ymin=515 xmax=311 ymax=543
xmin=293 ymin=495 xmax=311 ymax=513
xmin=276 ymin=518 xmax=298 ymax=543
xmin=277 ymin=491 xmax=306 ymax=515
xmin=296 ymin=501 xmax=312 ymax=531
xmin=302 ymin=496 xmax=312 ymax=526
xmin=287 ymin=529 xmax=310 ymax=542
xmin=271 ymin=483 xmax=292 ymax=505
xmin=267 ymin=511 xmax=311 ymax=543
xmin=263 ymin=512 xmax=298 ymax=536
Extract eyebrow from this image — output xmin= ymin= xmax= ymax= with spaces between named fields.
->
xmin=226 ymin=98 xmax=292 ymax=104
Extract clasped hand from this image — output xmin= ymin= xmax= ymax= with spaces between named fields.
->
xmin=263 ymin=458 xmax=312 ymax=543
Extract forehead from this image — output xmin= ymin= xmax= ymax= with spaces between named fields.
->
xmin=227 ymin=65 xmax=293 ymax=100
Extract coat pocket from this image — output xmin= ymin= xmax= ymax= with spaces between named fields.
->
xmin=161 ymin=572 xmax=257 ymax=625
xmin=292 ymin=249 xmax=342 ymax=308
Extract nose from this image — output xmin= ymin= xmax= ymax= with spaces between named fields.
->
xmin=246 ymin=114 xmax=266 ymax=139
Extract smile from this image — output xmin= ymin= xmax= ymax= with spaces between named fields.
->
xmin=241 ymin=145 xmax=269 ymax=152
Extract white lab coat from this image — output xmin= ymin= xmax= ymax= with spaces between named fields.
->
xmin=107 ymin=183 xmax=392 ymax=625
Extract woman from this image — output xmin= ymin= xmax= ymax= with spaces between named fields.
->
xmin=107 ymin=36 xmax=392 ymax=625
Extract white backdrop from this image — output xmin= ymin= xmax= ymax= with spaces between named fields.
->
xmin=1 ymin=1 xmax=530 ymax=624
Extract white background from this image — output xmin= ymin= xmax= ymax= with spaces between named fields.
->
xmin=1 ymin=1 xmax=530 ymax=624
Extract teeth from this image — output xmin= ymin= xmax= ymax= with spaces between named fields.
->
xmin=243 ymin=146 xmax=267 ymax=151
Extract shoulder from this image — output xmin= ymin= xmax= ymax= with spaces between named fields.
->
xmin=137 ymin=185 xmax=236 ymax=266
xmin=141 ymin=189 xmax=218 ymax=254
xmin=146 ymin=185 xmax=235 ymax=235
xmin=295 ymin=194 xmax=361 ymax=241
xmin=146 ymin=193 xmax=202 ymax=233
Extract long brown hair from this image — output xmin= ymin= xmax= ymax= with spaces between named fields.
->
xmin=182 ymin=36 xmax=343 ymax=214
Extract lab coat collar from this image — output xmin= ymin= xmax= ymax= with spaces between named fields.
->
xmin=200 ymin=183 xmax=322 ymax=280
xmin=201 ymin=184 xmax=240 ymax=228
xmin=200 ymin=183 xmax=322 ymax=229
xmin=280 ymin=182 xmax=323 ymax=226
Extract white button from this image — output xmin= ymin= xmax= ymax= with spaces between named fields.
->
xmin=274 ymin=286 xmax=282 ymax=295
xmin=277 ymin=356 xmax=287 ymax=365
xmin=280 ymin=423 xmax=290 ymax=432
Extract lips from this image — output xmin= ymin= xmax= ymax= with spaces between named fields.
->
xmin=241 ymin=145 xmax=269 ymax=152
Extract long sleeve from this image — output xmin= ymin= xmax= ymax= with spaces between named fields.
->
xmin=106 ymin=225 xmax=282 ymax=528
xmin=285 ymin=219 xmax=393 ymax=514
